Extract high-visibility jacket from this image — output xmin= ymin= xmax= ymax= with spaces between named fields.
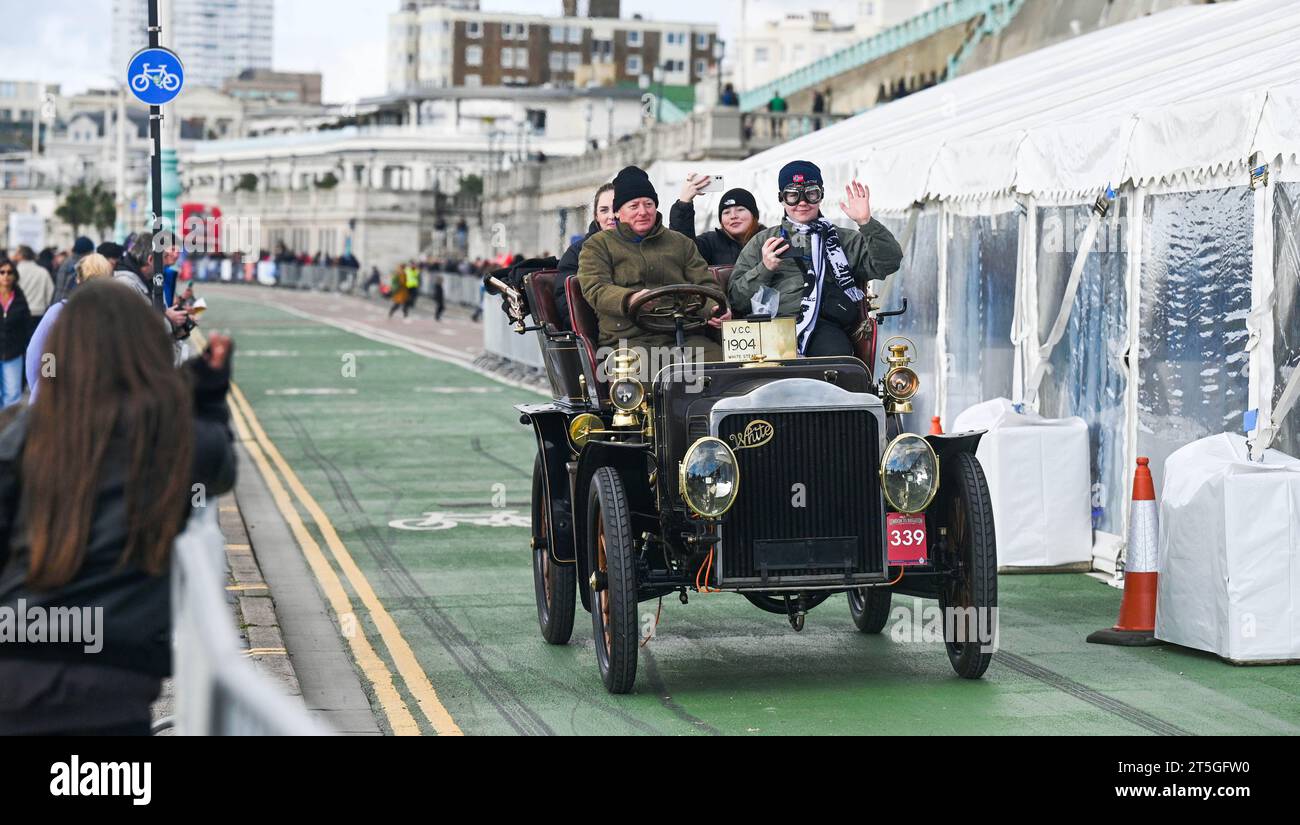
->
xmin=404 ymin=267 xmax=421 ymax=289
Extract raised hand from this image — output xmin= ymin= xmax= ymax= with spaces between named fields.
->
xmin=678 ymin=174 xmax=711 ymax=204
xmin=839 ymin=180 xmax=873 ymax=225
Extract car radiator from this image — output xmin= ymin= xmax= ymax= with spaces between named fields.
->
xmin=716 ymin=409 xmax=886 ymax=586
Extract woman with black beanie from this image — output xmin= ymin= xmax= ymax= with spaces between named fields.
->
xmin=669 ymin=175 xmax=764 ymax=266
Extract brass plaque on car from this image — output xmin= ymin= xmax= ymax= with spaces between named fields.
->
xmin=722 ymin=318 xmax=797 ymax=363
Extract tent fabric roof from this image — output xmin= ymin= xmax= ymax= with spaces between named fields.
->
xmin=727 ymin=0 xmax=1300 ymax=213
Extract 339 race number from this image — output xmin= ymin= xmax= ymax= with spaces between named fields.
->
xmin=886 ymin=513 xmax=928 ymax=566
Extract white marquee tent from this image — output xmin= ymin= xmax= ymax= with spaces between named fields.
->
xmin=707 ymin=0 xmax=1300 ymax=569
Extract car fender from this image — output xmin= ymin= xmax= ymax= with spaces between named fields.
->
xmin=926 ymin=430 xmax=985 ymax=467
xmin=519 ymin=404 xmax=577 ymax=565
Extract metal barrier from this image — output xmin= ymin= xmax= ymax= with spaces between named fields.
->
xmin=483 ymin=309 xmax=546 ymax=370
xmin=171 ymin=507 xmax=329 ymax=736
xmin=188 ymin=258 xmax=535 ymax=371
xmin=272 ymin=262 xmax=358 ymax=294
xmin=440 ymin=272 xmax=482 ymax=308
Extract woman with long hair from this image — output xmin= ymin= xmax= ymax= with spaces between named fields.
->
xmin=0 ymin=280 xmax=236 ymax=735
xmin=0 ymin=259 xmax=32 ymax=408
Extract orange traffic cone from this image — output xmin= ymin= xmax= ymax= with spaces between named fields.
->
xmin=929 ymin=416 xmax=944 ymax=435
xmin=1087 ymin=457 xmax=1165 ymax=646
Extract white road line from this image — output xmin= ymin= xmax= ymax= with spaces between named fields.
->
xmin=265 ymin=388 xmax=360 ymax=396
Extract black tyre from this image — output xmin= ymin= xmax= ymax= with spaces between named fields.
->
xmin=848 ymin=587 xmax=892 ymax=633
xmin=587 ymin=467 xmax=638 ymax=694
xmin=937 ymin=452 xmax=998 ymax=679
xmin=532 ymin=455 xmax=575 ymax=645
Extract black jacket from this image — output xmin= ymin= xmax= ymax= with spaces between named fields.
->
xmin=0 ymin=288 xmax=32 ymax=362
xmin=554 ymin=221 xmax=600 ymax=329
xmin=668 ymin=200 xmax=750 ymax=267
xmin=0 ymin=354 xmax=237 ymax=731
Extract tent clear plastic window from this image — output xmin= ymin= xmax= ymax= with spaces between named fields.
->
xmin=1036 ymin=200 xmax=1130 ymax=535
xmin=944 ymin=211 xmax=1019 ymax=422
xmin=1138 ymin=186 xmax=1253 ymax=490
xmin=1272 ymin=183 xmax=1300 ymax=458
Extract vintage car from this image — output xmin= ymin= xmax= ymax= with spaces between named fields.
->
xmin=490 ymin=264 xmax=996 ymax=694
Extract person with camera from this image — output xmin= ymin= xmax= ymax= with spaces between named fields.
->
xmin=669 ymin=176 xmax=764 ymax=267
xmin=115 ymin=234 xmax=198 ymax=359
xmin=0 ymin=280 xmax=237 ymax=735
xmin=729 ymin=160 xmax=903 ymax=357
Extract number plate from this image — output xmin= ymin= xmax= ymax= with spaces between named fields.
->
xmin=722 ymin=318 xmax=797 ymax=362
xmin=886 ymin=513 xmax=928 ymax=566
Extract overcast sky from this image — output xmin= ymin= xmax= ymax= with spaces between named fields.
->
xmin=6 ymin=0 xmax=855 ymax=102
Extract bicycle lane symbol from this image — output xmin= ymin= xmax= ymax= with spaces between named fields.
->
xmin=127 ymin=47 xmax=185 ymax=106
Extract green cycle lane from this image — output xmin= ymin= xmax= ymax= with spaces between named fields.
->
xmin=205 ymin=292 xmax=1300 ymax=736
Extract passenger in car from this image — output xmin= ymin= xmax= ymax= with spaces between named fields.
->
xmin=669 ymin=177 xmax=765 ymax=266
xmin=576 ymin=166 xmax=727 ymax=362
xmin=554 ymin=182 xmax=616 ymax=330
xmin=730 ymin=161 xmax=903 ymax=357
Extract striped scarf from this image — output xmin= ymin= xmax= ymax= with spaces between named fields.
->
xmin=787 ymin=218 xmax=864 ymax=355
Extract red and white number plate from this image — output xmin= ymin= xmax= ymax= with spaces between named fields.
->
xmin=887 ymin=513 xmax=929 ymax=566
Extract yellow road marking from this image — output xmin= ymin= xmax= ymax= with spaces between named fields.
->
xmin=225 ymin=583 xmax=269 ymax=592
xmin=226 ymin=543 xmax=252 ymax=554
xmin=228 ymin=382 xmax=463 ymax=737
xmin=245 ymin=647 xmax=289 ymax=656
xmin=227 ymin=398 xmax=425 ymax=736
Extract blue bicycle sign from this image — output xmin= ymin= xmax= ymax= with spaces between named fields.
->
xmin=127 ymin=47 xmax=184 ymax=105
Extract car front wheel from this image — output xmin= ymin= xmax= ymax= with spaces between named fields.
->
xmin=938 ymin=451 xmax=998 ymax=679
xmin=587 ymin=467 xmax=638 ymax=694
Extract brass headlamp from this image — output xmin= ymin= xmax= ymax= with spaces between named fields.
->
xmin=881 ymin=337 xmax=920 ymax=414
xmin=605 ymin=349 xmax=646 ymax=429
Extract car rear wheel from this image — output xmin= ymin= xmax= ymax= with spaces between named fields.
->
xmin=532 ymin=455 xmax=575 ymax=645
xmin=848 ymin=587 xmax=892 ymax=633
xmin=938 ymin=452 xmax=997 ymax=679
xmin=588 ymin=467 xmax=638 ymax=694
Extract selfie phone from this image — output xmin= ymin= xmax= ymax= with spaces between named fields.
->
xmin=698 ymin=174 xmax=726 ymax=193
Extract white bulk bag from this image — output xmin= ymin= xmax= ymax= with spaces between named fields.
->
xmin=952 ymin=398 xmax=1093 ymax=569
xmin=1155 ymin=433 xmax=1300 ymax=663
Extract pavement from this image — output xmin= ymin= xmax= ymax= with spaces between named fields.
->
xmin=191 ymin=281 xmax=1300 ymax=736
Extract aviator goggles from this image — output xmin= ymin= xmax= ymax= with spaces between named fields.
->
xmin=780 ymin=184 xmax=825 ymax=206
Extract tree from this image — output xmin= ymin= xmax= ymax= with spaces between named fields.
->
xmin=458 ymin=174 xmax=483 ymax=197
xmin=235 ymin=173 xmax=259 ymax=192
xmin=89 ymin=182 xmax=115 ymax=237
xmin=315 ymin=172 xmax=339 ymax=190
xmin=55 ymin=181 xmax=114 ymax=237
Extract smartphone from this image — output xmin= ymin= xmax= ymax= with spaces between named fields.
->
xmin=776 ymin=232 xmax=806 ymax=260
xmin=697 ymin=174 xmax=726 ymax=193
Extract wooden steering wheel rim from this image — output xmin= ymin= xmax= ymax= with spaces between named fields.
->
xmin=627 ymin=284 xmax=728 ymax=334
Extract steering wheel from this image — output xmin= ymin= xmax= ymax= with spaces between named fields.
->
xmin=627 ymin=284 xmax=728 ymax=335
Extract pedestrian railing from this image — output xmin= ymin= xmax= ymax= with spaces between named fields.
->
xmin=170 ymin=507 xmax=328 ymax=736
xmin=741 ymin=112 xmax=851 ymax=149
